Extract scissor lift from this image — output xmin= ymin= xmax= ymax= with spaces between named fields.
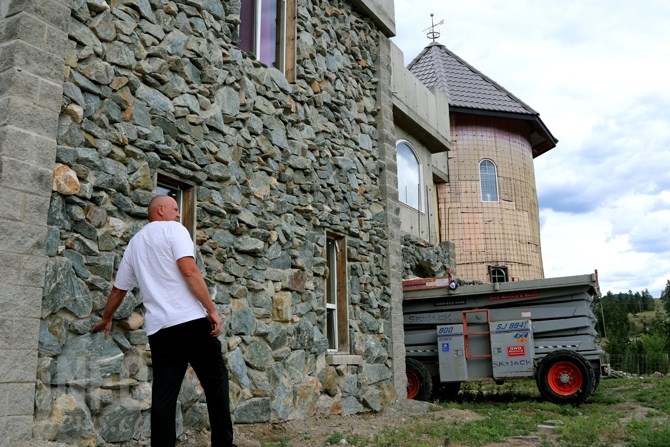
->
xmin=403 ymin=273 xmax=609 ymax=405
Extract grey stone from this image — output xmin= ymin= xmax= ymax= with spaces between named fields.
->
xmin=244 ymin=338 xmax=272 ymax=370
xmin=230 ymin=299 xmax=255 ymax=335
xmin=234 ymin=397 xmax=271 ymax=423
xmin=360 ymin=364 xmax=391 ymax=385
xmin=98 ymin=399 xmax=142 ymax=443
xmin=52 ymin=333 xmax=124 ymax=386
xmin=69 ymin=17 xmax=103 ymax=55
xmin=38 ymin=320 xmax=62 ymax=356
xmin=227 ymin=347 xmax=250 ymax=388
xmin=62 ymin=249 xmax=89 ymax=279
xmin=216 ymin=86 xmax=239 ymax=116
xmin=90 ymin=10 xmax=116 ymax=41
xmin=104 ymin=41 xmax=136 ymax=67
xmin=136 ymin=83 xmax=174 ymax=113
xmin=340 ymin=396 xmax=365 ymax=415
xmin=43 ymin=257 xmax=92 ymax=318
xmin=234 ymin=235 xmax=264 ymax=254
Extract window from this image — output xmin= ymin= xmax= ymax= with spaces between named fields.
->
xmin=239 ymin=0 xmax=296 ymax=81
xmin=326 ymin=234 xmax=348 ymax=352
xmin=396 ymin=141 xmax=422 ymax=210
xmin=479 ymin=159 xmax=499 ymax=202
xmin=489 ymin=266 xmax=509 ymax=283
xmin=155 ymin=173 xmax=196 ymax=239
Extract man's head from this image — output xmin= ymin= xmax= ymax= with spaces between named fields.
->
xmin=148 ymin=195 xmax=180 ymax=222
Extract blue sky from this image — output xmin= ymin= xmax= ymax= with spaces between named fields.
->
xmin=392 ymin=0 xmax=670 ymax=296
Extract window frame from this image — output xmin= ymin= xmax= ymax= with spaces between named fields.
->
xmin=154 ymin=172 xmax=196 ymax=240
xmin=396 ymin=140 xmax=423 ymax=212
xmin=489 ymin=266 xmax=509 ymax=283
xmin=325 ymin=233 xmax=348 ymax=353
xmin=239 ymin=0 xmax=296 ymax=82
xmin=479 ymin=159 xmax=499 ymax=202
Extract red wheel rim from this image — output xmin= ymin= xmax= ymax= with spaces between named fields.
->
xmin=547 ymin=360 xmax=583 ymax=396
xmin=407 ymin=369 xmax=420 ymax=399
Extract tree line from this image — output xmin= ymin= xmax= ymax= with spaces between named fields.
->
xmin=594 ymin=281 xmax=670 ymax=374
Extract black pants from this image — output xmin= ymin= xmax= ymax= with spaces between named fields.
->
xmin=148 ymin=318 xmax=233 ymax=447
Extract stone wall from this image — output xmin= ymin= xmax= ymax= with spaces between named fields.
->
xmin=32 ymin=0 xmax=402 ymax=445
xmin=402 ymin=234 xmax=455 ymax=279
xmin=0 ymin=1 xmax=70 ymax=446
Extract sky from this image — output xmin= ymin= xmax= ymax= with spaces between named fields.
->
xmin=391 ymin=0 xmax=670 ymax=297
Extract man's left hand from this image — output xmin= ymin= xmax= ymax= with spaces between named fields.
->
xmin=207 ymin=311 xmax=222 ymax=337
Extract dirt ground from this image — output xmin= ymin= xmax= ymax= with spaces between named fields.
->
xmin=175 ymin=399 xmax=551 ymax=447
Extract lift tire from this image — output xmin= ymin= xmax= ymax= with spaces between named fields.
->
xmin=406 ymin=358 xmax=433 ymax=401
xmin=536 ymin=350 xmax=595 ymax=406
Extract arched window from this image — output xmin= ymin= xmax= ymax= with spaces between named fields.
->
xmin=396 ymin=141 xmax=422 ymax=210
xmin=489 ymin=266 xmax=509 ymax=283
xmin=479 ymin=159 xmax=499 ymax=202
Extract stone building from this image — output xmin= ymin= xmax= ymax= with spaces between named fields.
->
xmin=0 ymin=0 xmax=552 ymax=445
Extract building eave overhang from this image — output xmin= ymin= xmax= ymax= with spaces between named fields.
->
xmin=392 ymin=101 xmax=451 ymax=154
xmin=449 ymin=107 xmax=558 ymax=157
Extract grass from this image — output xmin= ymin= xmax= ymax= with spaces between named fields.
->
xmin=317 ymin=377 xmax=670 ymax=447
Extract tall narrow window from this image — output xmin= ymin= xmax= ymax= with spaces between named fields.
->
xmin=479 ymin=159 xmax=499 ymax=202
xmin=155 ymin=173 xmax=196 ymax=239
xmin=326 ymin=234 xmax=348 ymax=352
xmin=396 ymin=141 xmax=422 ymax=210
xmin=239 ymin=0 xmax=296 ymax=81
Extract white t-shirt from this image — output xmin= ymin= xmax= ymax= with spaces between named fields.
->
xmin=114 ymin=221 xmax=207 ymax=335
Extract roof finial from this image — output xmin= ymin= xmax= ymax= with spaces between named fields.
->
xmin=422 ymin=13 xmax=444 ymax=42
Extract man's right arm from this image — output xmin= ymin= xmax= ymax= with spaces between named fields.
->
xmin=91 ymin=286 xmax=128 ymax=338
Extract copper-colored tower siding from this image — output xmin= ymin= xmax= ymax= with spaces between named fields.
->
xmin=438 ymin=114 xmax=544 ymax=282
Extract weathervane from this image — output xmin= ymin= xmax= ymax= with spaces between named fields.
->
xmin=422 ymin=13 xmax=444 ymax=42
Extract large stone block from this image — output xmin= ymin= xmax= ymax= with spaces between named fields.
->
xmin=0 ymin=13 xmax=50 ymax=52
xmin=0 ymin=218 xmax=48 ymax=254
xmin=0 ymin=126 xmax=57 ymax=167
xmin=5 ymin=0 xmax=72 ymax=33
xmin=0 ymin=317 xmax=38 ymax=350
xmin=0 ymin=156 xmax=53 ymax=195
xmin=0 ymin=40 xmax=64 ymax=84
xmin=1 ymin=96 xmax=58 ymax=139
xmin=0 ymin=415 xmax=34 ymax=447
xmin=0 ymin=188 xmax=51 ymax=224
xmin=0 ymin=282 xmax=43 ymax=318
xmin=1 ymin=382 xmax=35 ymax=416
xmin=0 ymin=348 xmax=38 ymax=382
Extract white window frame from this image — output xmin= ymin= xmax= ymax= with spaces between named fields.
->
xmin=490 ymin=266 xmax=509 ymax=283
xmin=396 ymin=140 xmax=423 ymax=212
xmin=326 ymin=234 xmax=348 ymax=353
xmin=479 ymin=159 xmax=499 ymax=202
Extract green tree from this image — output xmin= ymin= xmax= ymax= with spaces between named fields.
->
xmin=640 ymin=332 xmax=669 ymax=374
xmin=662 ymin=280 xmax=670 ymax=313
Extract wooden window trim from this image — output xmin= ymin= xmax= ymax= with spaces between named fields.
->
xmin=154 ymin=172 xmax=197 ymax=240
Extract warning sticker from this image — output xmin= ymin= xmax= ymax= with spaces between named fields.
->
xmin=507 ymin=345 xmax=525 ymax=357
xmin=441 ymin=342 xmax=450 ymax=352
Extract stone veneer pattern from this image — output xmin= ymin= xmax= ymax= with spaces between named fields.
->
xmin=35 ymin=0 xmax=402 ymax=445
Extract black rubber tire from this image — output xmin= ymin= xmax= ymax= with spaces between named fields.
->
xmin=406 ymin=358 xmax=434 ymax=401
xmin=536 ymin=350 xmax=595 ymax=406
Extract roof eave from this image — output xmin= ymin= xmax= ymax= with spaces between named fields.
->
xmin=449 ymin=107 xmax=558 ymax=157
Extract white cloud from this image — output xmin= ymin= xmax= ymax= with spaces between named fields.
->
xmin=393 ymin=0 xmax=670 ymax=296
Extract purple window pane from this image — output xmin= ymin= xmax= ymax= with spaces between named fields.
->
xmin=259 ymin=0 xmax=278 ymax=66
xmin=240 ymin=0 xmax=255 ymax=53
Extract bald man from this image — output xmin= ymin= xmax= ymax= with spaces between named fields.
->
xmin=92 ymin=195 xmax=233 ymax=447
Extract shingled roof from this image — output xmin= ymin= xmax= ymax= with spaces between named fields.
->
xmin=407 ymin=42 xmax=557 ymax=156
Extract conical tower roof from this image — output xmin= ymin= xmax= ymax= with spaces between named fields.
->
xmin=408 ymin=42 xmax=557 ymax=156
